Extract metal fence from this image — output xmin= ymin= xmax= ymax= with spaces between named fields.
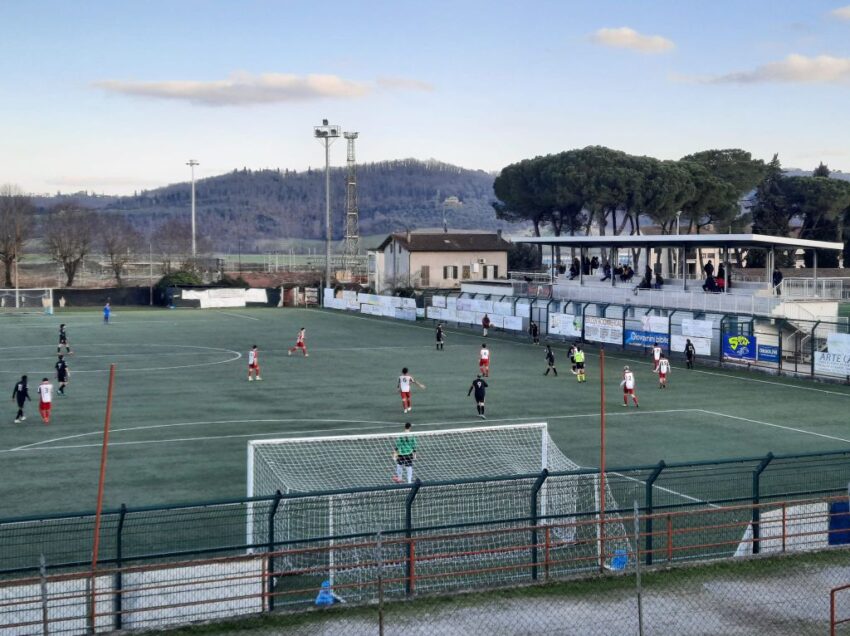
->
xmin=2 ymin=497 xmax=849 ymax=635
xmin=2 ymin=451 xmax=850 ymax=633
xmin=421 ymin=289 xmax=850 ymax=383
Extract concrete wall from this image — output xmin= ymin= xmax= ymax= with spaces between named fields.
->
xmin=410 ymin=251 xmax=508 ymax=290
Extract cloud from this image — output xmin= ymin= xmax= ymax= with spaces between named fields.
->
xmin=692 ymin=54 xmax=850 ymax=84
xmin=376 ymin=76 xmax=434 ymax=92
xmin=590 ymin=27 xmax=675 ymax=54
xmin=830 ymin=5 xmax=850 ymax=20
xmin=93 ymin=72 xmax=383 ymax=106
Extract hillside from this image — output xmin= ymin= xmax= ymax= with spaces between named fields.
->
xmin=34 ymin=160 xmax=508 ymax=249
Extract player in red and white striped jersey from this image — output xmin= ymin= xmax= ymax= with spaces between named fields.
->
xmin=37 ymin=378 xmax=53 ymax=424
xmin=620 ymin=366 xmax=639 ymax=408
xmin=479 ymin=344 xmax=491 ymax=377
xmin=288 ymin=328 xmax=309 ymax=357
xmin=656 ymin=356 xmax=670 ymax=389
xmin=247 ymin=345 xmax=262 ymax=381
xmin=651 ymin=343 xmax=662 ymax=371
xmin=397 ymin=367 xmax=425 ymax=413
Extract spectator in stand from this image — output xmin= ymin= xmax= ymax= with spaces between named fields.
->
xmin=717 ymin=263 xmax=726 ymax=281
xmin=582 ymin=256 xmax=591 ymax=276
xmin=773 ymin=266 xmax=783 ymax=295
xmin=702 ymin=275 xmax=719 ymax=293
xmin=590 ymin=255 xmax=599 ymax=274
xmin=654 ymin=272 xmax=664 ymax=289
xmin=568 ymin=260 xmax=579 ymax=280
xmin=704 ymin=260 xmax=714 ymax=278
xmin=623 ymin=266 xmax=635 ymax=282
xmin=601 ymin=261 xmax=612 ymax=282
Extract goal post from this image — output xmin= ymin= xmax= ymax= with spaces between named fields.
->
xmin=0 ymin=288 xmax=54 ymax=314
xmin=247 ymin=423 xmax=629 ymax=599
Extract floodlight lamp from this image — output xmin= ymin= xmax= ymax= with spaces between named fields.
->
xmin=314 ymin=120 xmax=341 ymax=139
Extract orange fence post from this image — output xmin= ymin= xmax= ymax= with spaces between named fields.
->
xmin=666 ymin=515 xmax=673 ymax=563
xmin=544 ymin=526 xmax=551 ymax=582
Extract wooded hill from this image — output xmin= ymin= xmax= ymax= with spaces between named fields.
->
xmin=34 ymin=160 xmax=507 ymax=249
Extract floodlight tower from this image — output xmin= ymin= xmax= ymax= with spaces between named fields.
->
xmin=186 ymin=160 xmax=199 ymax=259
xmin=314 ymin=119 xmax=341 ymax=287
xmin=342 ymin=132 xmax=360 ymax=278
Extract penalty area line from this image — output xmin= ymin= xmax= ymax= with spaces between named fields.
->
xmin=3 ymin=409 xmax=700 ymax=453
xmin=216 ymin=311 xmax=262 ymax=321
xmin=698 ymin=409 xmax=850 ymax=445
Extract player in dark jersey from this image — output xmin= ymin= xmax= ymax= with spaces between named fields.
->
xmin=55 ymin=355 xmax=70 ymax=396
xmin=685 ymin=339 xmax=696 ymax=369
xmin=544 ymin=345 xmax=558 ymax=376
xmin=529 ymin=320 xmax=540 ymax=345
xmin=435 ymin=323 xmax=445 ymax=351
xmin=467 ymin=375 xmax=489 ymax=419
xmin=57 ymin=324 xmax=72 ymax=355
xmin=12 ymin=375 xmax=30 ymax=423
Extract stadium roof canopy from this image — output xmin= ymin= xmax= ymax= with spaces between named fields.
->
xmin=515 ymin=233 xmax=843 ymax=251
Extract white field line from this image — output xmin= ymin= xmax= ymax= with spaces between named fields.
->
xmin=215 ymin=311 xmax=261 ymax=321
xmin=3 ymin=409 xmax=698 ymax=453
xmin=698 ymin=409 xmax=850 ymax=445
xmin=0 ymin=344 xmax=241 ymax=374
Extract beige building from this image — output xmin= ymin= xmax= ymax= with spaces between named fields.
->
xmin=369 ymin=230 xmax=511 ymax=292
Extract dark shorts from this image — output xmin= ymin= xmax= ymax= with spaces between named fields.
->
xmin=59 ymin=338 xmax=67 ymax=345
xmin=576 ymin=362 xmax=585 ymax=370
xmin=473 ymin=392 xmax=486 ymax=402
xmin=57 ymin=373 xmax=68 ymax=382
xmin=396 ymin=454 xmax=414 ymax=467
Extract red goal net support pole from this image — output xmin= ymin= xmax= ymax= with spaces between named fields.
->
xmin=599 ymin=348 xmax=606 ymax=572
xmin=90 ymin=363 xmax=116 ymax=631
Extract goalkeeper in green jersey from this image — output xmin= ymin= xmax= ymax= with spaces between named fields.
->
xmin=392 ymin=422 xmax=417 ymax=483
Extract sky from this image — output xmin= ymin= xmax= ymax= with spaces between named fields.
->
xmin=2 ymin=0 xmax=850 ymax=195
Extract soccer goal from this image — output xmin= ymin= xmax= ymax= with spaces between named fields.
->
xmin=0 ymin=288 xmax=53 ymax=314
xmin=247 ymin=423 xmax=629 ymax=600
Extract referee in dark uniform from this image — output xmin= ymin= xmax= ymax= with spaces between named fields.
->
xmin=467 ymin=375 xmax=489 ymax=419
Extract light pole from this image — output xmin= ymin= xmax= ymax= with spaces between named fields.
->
xmin=186 ymin=160 xmax=199 ymax=260
xmin=676 ymin=211 xmax=682 ymax=279
xmin=314 ymin=119 xmax=340 ymax=288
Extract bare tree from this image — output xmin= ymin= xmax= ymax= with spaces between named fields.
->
xmin=152 ymin=217 xmax=192 ymax=274
xmin=152 ymin=217 xmax=211 ymax=273
xmin=44 ymin=205 xmax=95 ymax=287
xmin=101 ymin=216 xmax=143 ymax=285
xmin=0 ymin=185 xmax=34 ymax=287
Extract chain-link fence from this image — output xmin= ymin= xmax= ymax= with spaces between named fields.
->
xmin=2 ymin=499 xmax=850 ymax=635
xmin=411 ymin=288 xmax=850 ymax=383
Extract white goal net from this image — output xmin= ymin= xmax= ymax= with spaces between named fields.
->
xmin=0 ymin=288 xmax=53 ymax=314
xmin=248 ymin=423 xmax=629 ymax=600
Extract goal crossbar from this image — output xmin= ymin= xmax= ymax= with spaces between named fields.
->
xmin=249 ymin=422 xmax=548 ymax=448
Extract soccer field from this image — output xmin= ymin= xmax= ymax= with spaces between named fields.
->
xmin=2 ymin=306 xmax=850 ymax=520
